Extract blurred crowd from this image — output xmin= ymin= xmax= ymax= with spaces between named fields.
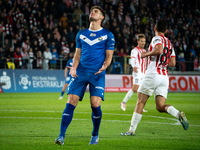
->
xmin=0 ymin=0 xmax=199 ymax=71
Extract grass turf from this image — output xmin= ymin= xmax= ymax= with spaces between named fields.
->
xmin=0 ymin=92 xmax=200 ymax=150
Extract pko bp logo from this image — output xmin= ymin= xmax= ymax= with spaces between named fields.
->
xmin=19 ymin=74 xmax=31 ymax=89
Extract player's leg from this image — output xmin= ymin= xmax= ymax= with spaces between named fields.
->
xmin=130 ymin=92 xmax=149 ymax=132
xmin=121 ymin=74 xmax=153 ymax=136
xmin=89 ymin=73 xmax=105 ymax=144
xmin=155 ymin=95 xmax=189 ymax=130
xmin=89 ymin=96 xmax=102 ymax=145
xmin=154 ymin=75 xmax=189 ymax=130
xmin=59 ymin=83 xmax=69 ymax=99
xmin=121 ymin=92 xmax=149 ymax=135
xmin=55 ymin=94 xmax=79 ymax=145
xmin=121 ymin=84 xmax=139 ymax=111
xmin=55 ymin=74 xmax=88 ymax=145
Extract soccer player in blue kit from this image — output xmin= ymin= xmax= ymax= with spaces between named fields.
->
xmin=59 ymin=59 xmax=73 ymax=99
xmin=55 ymin=6 xmax=115 ymax=145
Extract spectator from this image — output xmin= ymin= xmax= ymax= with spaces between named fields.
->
xmin=0 ymin=48 xmax=5 ymax=68
xmin=49 ymin=41 xmax=57 ymax=52
xmin=62 ymin=28 xmax=69 ymax=43
xmin=129 ymin=1 xmax=136 ymax=15
xmin=52 ymin=33 xmax=59 ymax=46
xmin=68 ymin=26 xmax=75 ymax=43
xmin=124 ymin=12 xmax=132 ymax=27
xmin=3 ymin=39 xmax=10 ymax=52
xmin=62 ymin=43 xmax=70 ymax=56
xmin=21 ymin=47 xmax=29 ymax=69
xmin=69 ymin=42 xmax=75 ymax=53
xmin=60 ymin=13 xmax=68 ymax=29
xmin=41 ymin=42 xmax=48 ymax=53
xmin=49 ymin=14 xmax=55 ymax=29
xmin=58 ymin=0 xmax=67 ymax=18
xmin=38 ymin=32 xmax=45 ymax=47
xmin=118 ymin=48 xmax=127 ymax=57
xmin=14 ymin=47 xmax=22 ymax=69
xmin=28 ymin=47 xmax=34 ymax=69
xmin=43 ymin=47 xmax=52 ymax=70
xmin=190 ymin=45 xmax=196 ymax=59
xmin=21 ymin=38 xmax=30 ymax=52
xmin=49 ymin=2 xmax=57 ymax=17
xmin=73 ymin=5 xmax=84 ymax=22
xmin=6 ymin=47 xmax=14 ymax=63
xmin=36 ymin=51 xmax=43 ymax=69
xmin=53 ymin=28 xmax=61 ymax=42
xmin=187 ymin=52 xmax=194 ymax=71
xmin=49 ymin=48 xmax=58 ymax=69
xmin=32 ymin=40 xmax=39 ymax=56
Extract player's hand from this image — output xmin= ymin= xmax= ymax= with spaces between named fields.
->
xmin=68 ymin=66 xmax=78 ymax=78
xmin=133 ymin=67 xmax=138 ymax=73
xmin=141 ymin=52 xmax=147 ymax=58
xmin=95 ymin=63 xmax=107 ymax=75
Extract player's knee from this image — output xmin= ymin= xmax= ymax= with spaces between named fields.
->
xmin=156 ymin=105 xmax=165 ymax=112
xmin=67 ymin=96 xmax=79 ymax=106
xmin=132 ymin=88 xmax=137 ymax=92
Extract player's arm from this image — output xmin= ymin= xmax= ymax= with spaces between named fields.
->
xmin=168 ymin=56 xmax=176 ymax=67
xmin=141 ymin=44 xmax=163 ymax=58
xmin=131 ymin=49 xmax=139 ymax=73
xmin=64 ymin=67 xmax=68 ymax=78
xmin=95 ymin=50 xmax=114 ymax=75
xmin=69 ymin=48 xmax=81 ymax=77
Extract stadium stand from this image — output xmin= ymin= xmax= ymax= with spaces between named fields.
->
xmin=0 ymin=0 xmax=199 ymax=72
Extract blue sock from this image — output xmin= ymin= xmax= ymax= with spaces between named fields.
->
xmin=91 ymin=106 xmax=102 ymax=136
xmin=61 ymin=91 xmax=64 ymax=97
xmin=59 ymin=103 xmax=75 ymax=138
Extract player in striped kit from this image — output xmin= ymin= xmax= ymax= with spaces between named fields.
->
xmin=121 ymin=34 xmax=147 ymax=112
xmin=121 ymin=20 xmax=189 ymax=136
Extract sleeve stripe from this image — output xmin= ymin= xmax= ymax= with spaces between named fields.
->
xmin=154 ymin=43 xmax=162 ymax=47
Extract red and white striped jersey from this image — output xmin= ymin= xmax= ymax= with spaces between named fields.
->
xmin=130 ymin=46 xmax=146 ymax=74
xmin=146 ymin=35 xmax=175 ymax=76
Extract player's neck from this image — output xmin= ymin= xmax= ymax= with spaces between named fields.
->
xmin=89 ymin=22 xmax=102 ymax=31
xmin=156 ymin=31 xmax=165 ymax=37
xmin=137 ymin=45 xmax=143 ymax=49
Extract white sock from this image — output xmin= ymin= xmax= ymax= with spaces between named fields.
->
xmin=167 ymin=106 xmax=179 ymax=119
xmin=129 ymin=112 xmax=142 ymax=132
xmin=122 ymin=89 xmax=134 ymax=103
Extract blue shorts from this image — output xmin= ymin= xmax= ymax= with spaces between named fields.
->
xmin=65 ymin=77 xmax=71 ymax=84
xmin=67 ymin=71 xmax=105 ymax=101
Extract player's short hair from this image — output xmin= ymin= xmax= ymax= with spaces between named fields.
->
xmin=137 ymin=34 xmax=146 ymax=41
xmin=90 ymin=6 xmax=105 ymax=22
xmin=155 ymin=20 xmax=167 ymax=33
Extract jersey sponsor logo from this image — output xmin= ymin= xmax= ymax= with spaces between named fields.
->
xmin=90 ymin=33 xmax=96 ymax=37
xmin=98 ymin=37 xmax=103 ymax=41
xmin=80 ymin=34 xmax=107 ymax=46
xmin=153 ymin=39 xmax=161 ymax=44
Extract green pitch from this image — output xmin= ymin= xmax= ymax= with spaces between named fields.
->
xmin=0 ymin=92 xmax=200 ymax=150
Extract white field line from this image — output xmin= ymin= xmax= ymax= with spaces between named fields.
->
xmin=0 ymin=109 xmax=199 ymax=127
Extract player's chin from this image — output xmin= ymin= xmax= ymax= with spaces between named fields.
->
xmin=89 ymin=17 xmax=97 ymax=22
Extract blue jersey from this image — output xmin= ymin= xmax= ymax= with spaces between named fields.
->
xmin=66 ymin=59 xmax=73 ymax=77
xmin=76 ymin=28 xmax=115 ymax=75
